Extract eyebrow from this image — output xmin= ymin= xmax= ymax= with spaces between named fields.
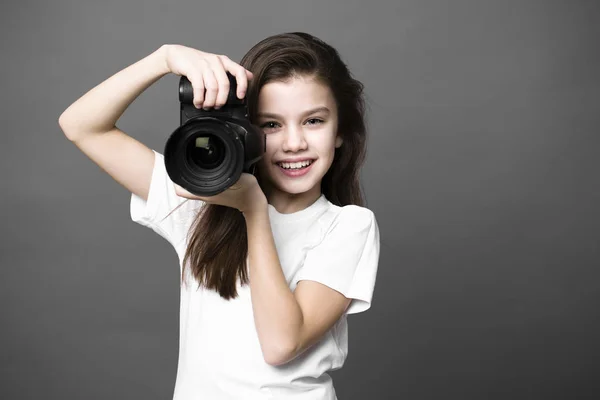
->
xmin=257 ymin=106 xmax=331 ymax=119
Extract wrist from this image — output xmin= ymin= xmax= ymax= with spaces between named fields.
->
xmin=155 ymin=44 xmax=172 ymax=76
xmin=242 ymin=199 xmax=269 ymax=220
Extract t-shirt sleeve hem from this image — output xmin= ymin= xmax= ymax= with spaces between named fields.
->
xmin=130 ymin=150 xmax=161 ymax=223
xmin=129 ymin=150 xmax=176 ymax=243
xmin=294 ymin=274 xmax=372 ymax=315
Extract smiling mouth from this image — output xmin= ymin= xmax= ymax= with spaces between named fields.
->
xmin=276 ymin=160 xmax=315 ymax=170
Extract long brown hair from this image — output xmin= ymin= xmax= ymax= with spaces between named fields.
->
xmin=179 ymin=32 xmax=368 ymax=299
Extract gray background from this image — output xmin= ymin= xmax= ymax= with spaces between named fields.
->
xmin=1 ymin=0 xmax=599 ymax=399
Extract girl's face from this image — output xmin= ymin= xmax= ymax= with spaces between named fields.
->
xmin=255 ymin=74 xmax=343 ymax=209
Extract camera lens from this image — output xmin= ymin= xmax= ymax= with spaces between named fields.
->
xmin=187 ymin=134 xmax=225 ymax=170
xmin=164 ymin=116 xmax=258 ymax=196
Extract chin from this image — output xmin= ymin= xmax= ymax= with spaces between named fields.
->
xmin=274 ymin=181 xmax=316 ymax=195
xmin=273 ymin=175 xmax=320 ymax=195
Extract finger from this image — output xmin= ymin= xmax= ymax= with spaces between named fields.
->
xmin=220 ymin=56 xmax=251 ymax=99
xmin=234 ymin=68 xmax=250 ymax=100
xmin=202 ymin=68 xmax=219 ymax=110
xmin=175 ymin=183 xmax=200 ymax=199
xmin=187 ymin=72 xmax=205 ymax=109
xmin=178 ymin=188 xmax=210 ymax=202
xmin=240 ymin=70 xmax=254 ymax=99
xmin=211 ymin=56 xmax=231 ymax=109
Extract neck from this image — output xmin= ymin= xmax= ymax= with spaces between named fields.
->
xmin=265 ymin=188 xmax=322 ymax=214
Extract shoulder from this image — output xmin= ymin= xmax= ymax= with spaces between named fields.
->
xmin=313 ymin=202 xmax=377 ymax=243
xmin=322 ymin=201 xmax=375 ymax=225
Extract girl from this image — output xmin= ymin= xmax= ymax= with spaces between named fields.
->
xmin=59 ymin=32 xmax=380 ymax=400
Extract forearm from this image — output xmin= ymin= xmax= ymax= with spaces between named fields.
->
xmin=59 ymin=45 xmax=170 ymax=140
xmin=244 ymin=206 xmax=304 ymax=365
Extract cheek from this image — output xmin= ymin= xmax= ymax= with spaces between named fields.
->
xmin=264 ymin=137 xmax=278 ymax=158
xmin=258 ymin=140 xmax=276 ymax=167
xmin=322 ymin=136 xmax=339 ymax=153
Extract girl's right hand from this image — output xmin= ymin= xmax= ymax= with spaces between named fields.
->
xmin=162 ymin=44 xmax=254 ymax=110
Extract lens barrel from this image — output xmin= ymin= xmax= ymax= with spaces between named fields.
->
xmin=164 ymin=117 xmax=245 ymax=197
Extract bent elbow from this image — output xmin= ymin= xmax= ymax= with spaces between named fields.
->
xmin=262 ymin=342 xmax=297 ymax=367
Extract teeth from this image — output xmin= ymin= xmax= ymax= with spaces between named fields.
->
xmin=278 ymin=160 xmax=313 ymax=169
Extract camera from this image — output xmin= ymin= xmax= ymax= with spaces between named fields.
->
xmin=164 ymin=73 xmax=265 ymax=196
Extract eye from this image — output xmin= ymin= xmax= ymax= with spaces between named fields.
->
xmin=306 ymin=118 xmax=324 ymax=125
xmin=259 ymin=121 xmax=280 ymax=131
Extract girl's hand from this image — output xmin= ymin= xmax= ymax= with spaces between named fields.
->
xmin=174 ymin=173 xmax=267 ymax=215
xmin=162 ymin=44 xmax=254 ymax=109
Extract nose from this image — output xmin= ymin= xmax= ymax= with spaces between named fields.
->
xmin=282 ymin=125 xmax=308 ymax=152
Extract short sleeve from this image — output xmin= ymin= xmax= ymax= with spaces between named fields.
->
xmin=130 ymin=150 xmax=203 ymax=247
xmin=294 ymin=206 xmax=381 ymax=315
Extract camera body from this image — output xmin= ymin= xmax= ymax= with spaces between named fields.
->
xmin=164 ymin=74 xmax=265 ymax=196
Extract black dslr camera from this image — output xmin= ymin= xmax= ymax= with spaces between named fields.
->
xmin=164 ymin=73 xmax=265 ymax=196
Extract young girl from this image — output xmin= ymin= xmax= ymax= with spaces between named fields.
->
xmin=59 ymin=32 xmax=380 ymax=400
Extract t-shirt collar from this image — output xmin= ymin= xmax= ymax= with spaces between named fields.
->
xmin=267 ymin=194 xmax=328 ymax=224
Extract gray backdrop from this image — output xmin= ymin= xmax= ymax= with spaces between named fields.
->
xmin=2 ymin=0 xmax=599 ymax=399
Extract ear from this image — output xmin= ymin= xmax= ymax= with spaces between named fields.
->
xmin=335 ymin=135 xmax=343 ymax=148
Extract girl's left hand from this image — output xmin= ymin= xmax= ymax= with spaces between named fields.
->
xmin=174 ymin=172 xmax=267 ymax=215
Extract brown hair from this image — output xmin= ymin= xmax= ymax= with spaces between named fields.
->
xmin=179 ymin=32 xmax=368 ymax=299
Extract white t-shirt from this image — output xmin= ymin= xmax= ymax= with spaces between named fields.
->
xmin=130 ymin=151 xmax=380 ymax=400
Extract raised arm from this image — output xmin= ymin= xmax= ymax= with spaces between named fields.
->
xmin=58 ymin=45 xmax=171 ymax=201
xmin=59 ymin=44 xmax=253 ymax=201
